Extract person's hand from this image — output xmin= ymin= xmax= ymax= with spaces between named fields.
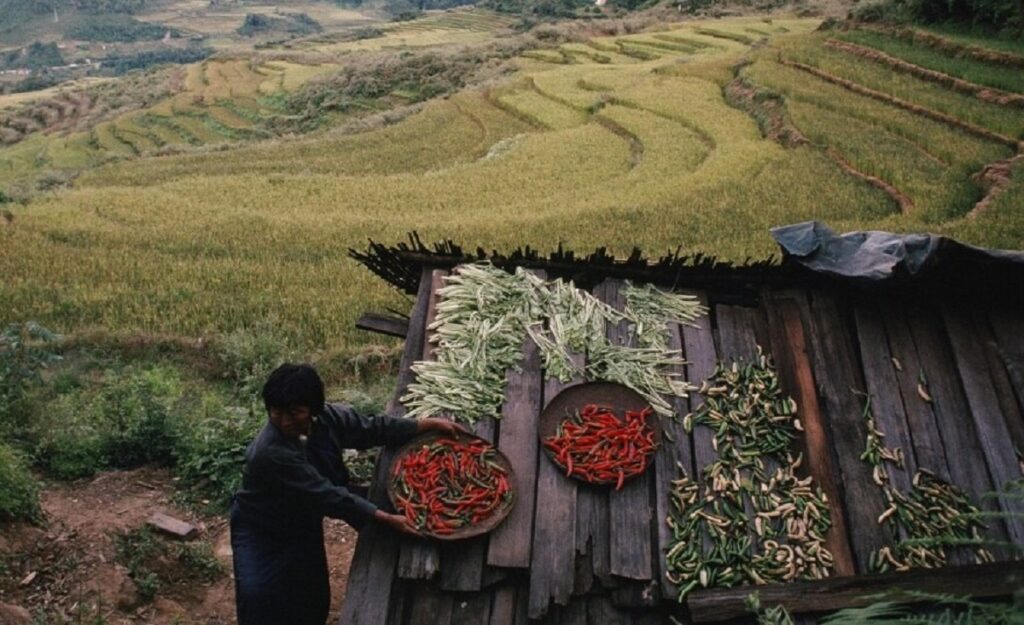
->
xmin=417 ymin=417 xmax=469 ymax=436
xmin=374 ymin=510 xmax=421 ymax=536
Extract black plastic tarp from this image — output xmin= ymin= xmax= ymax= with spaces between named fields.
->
xmin=770 ymin=221 xmax=1024 ymax=292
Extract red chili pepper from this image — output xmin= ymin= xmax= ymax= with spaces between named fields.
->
xmin=543 ymin=404 xmax=655 ymax=490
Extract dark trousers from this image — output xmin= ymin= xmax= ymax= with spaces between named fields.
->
xmin=230 ymin=504 xmax=330 ymax=625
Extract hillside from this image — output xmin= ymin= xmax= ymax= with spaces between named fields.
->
xmin=0 ymin=5 xmax=1022 ymax=621
xmin=1 ymin=10 xmax=1021 ymax=350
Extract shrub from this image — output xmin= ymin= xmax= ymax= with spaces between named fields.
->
xmin=214 ymin=322 xmax=293 ymax=399
xmin=65 ymin=15 xmax=172 ymax=42
xmin=0 ymin=442 xmax=41 ymax=522
xmin=0 ymin=322 xmax=60 ymax=439
xmin=31 ymin=365 xmax=183 ymax=479
xmin=174 ymin=394 xmax=263 ymax=509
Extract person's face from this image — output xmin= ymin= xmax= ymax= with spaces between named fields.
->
xmin=269 ymin=405 xmax=313 ymax=438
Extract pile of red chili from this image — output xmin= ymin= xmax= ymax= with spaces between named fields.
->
xmin=543 ymin=404 xmax=655 ymax=490
xmin=392 ymin=437 xmax=511 ymax=535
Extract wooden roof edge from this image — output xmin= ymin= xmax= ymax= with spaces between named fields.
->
xmin=687 ymin=560 xmax=1024 ymax=622
xmin=348 ymin=233 xmax=1024 ymax=306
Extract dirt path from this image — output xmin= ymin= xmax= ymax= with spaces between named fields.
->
xmin=0 ymin=467 xmax=358 ymax=624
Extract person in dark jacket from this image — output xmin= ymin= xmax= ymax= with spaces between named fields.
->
xmin=230 ymin=362 xmax=462 ymax=625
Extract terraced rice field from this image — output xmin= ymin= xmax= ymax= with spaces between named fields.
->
xmin=1 ymin=16 xmax=1021 ymax=350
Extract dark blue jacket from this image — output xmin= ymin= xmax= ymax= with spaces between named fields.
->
xmin=232 ymin=403 xmax=419 ymax=532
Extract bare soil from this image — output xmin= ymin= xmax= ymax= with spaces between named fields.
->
xmin=0 ymin=467 xmax=358 ymax=624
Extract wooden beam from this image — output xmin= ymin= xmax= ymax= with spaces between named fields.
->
xmin=356 ymin=312 xmax=409 ymax=338
xmin=339 ymin=266 xmax=433 ymax=625
xmin=688 ymin=561 xmax=1024 ymax=622
xmin=488 ymin=275 xmax=545 ymax=569
xmin=763 ymin=291 xmax=856 ymax=577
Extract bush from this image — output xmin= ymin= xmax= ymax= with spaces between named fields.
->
xmin=31 ymin=365 xmax=183 ymax=479
xmin=0 ymin=442 xmax=41 ymax=522
xmin=0 ymin=322 xmax=60 ymax=439
xmin=173 ymin=394 xmax=263 ymax=509
xmin=65 ymin=14 xmax=173 ymax=42
xmin=214 ymin=322 xmax=293 ymax=399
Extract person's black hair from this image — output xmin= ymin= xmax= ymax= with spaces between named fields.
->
xmin=261 ymin=363 xmax=325 ymax=415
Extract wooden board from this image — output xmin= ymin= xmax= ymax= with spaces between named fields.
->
xmin=398 ymin=269 xmax=448 ymax=580
xmin=803 ymin=291 xmax=887 ymax=572
xmin=407 ymin=583 xmax=454 ymax=625
xmin=449 ymin=591 xmax=493 ymax=625
xmin=680 ymin=289 xmax=719 ymax=556
xmin=488 ymin=271 xmax=545 ymax=570
xmin=972 ymin=308 xmax=1024 ymax=463
xmin=574 ymin=281 xmax=611 ymax=592
xmin=763 ymin=290 xmax=856 ymax=577
xmin=604 ymin=279 xmax=654 ymax=583
xmin=489 ymin=584 xmax=518 ymax=625
xmin=906 ymin=301 xmax=1012 ymax=556
xmin=356 ymin=312 xmax=409 ymax=338
xmin=688 ymin=560 xmax=1024 ymax=622
xmin=853 ymin=305 xmax=917 ymax=495
xmin=528 ymin=359 xmax=582 ymax=618
xmin=877 ymin=300 xmax=952 ymax=483
xmin=942 ymin=304 xmax=1024 ymax=546
xmin=989 ymin=306 xmax=1024 ymax=414
xmin=653 ymin=323 xmax=697 ymax=600
xmin=340 ymin=267 xmax=433 ymax=625
xmin=440 ymin=415 xmax=499 ymax=591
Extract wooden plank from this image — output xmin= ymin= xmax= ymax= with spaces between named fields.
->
xmin=680 ymin=290 xmax=718 ymax=557
xmin=943 ymin=304 xmax=1024 ymax=546
xmin=905 ymin=302 xmax=1012 ymax=557
xmin=574 ymin=281 xmax=611 ymax=591
xmin=450 ymin=592 xmax=492 ymax=625
xmin=398 ymin=269 xmax=448 ymax=580
xmin=715 ymin=305 xmax=759 ymax=362
xmin=877 ymin=300 xmax=952 ymax=483
xmin=603 ymin=279 xmax=653 ymax=583
xmin=853 ymin=305 xmax=917 ymax=494
xmin=713 ymin=304 xmax=762 ymax=551
xmin=441 ymin=415 xmax=497 ymax=591
xmin=688 ymin=560 xmax=1024 ymax=622
xmin=989 ymin=307 xmax=1024 ymax=413
xmin=587 ymin=595 xmax=631 ymax=625
xmin=611 ymin=579 xmax=660 ymax=608
xmin=654 ymin=323 xmax=697 ymax=600
xmin=973 ymin=308 xmax=1024 ymax=467
xmin=340 ymin=267 xmax=433 ymax=625
xmin=488 ymin=270 xmax=545 ymax=569
xmin=407 ymin=584 xmax=453 ymax=625
xmin=489 ymin=585 xmax=517 ymax=625
xmin=762 ymin=291 xmax=856 ymax=577
xmin=545 ymin=600 xmax=588 ymax=625
xmin=356 ymin=312 xmax=409 ymax=338
xmin=528 ymin=357 xmax=581 ymax=618
xmin=803 ymin=291 xmax=888 ymax=573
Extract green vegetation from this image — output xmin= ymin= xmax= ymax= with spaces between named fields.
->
xmin=65 ymin=14 xmax=173 ymax=42
xmin=114 ymin=526 xmax=223 ymax=602
xmin=834 ymin=29 xmax=1024 ymax=94
xmin=1 ymin=42 xmax=64 ymax=71
xmin=0 ymin=443 xmax=41 ymax=522
xmin=237 ymin=12 xmax=323 ymax=37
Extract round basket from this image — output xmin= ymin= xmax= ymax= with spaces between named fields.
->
xmin=538 ymin=382 xmax=661 ymax=487
xmin=386 ymin=430 xmax=516 ymax=541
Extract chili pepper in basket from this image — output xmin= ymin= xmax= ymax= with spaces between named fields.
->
xmin=543 ymin=404 xmax=655 ymax=490
xmin=392 ymin=437 xmax=511 ymax=535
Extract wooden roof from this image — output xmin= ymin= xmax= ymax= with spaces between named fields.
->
xmin=339 ymin=261 xmax=1024 ymax=625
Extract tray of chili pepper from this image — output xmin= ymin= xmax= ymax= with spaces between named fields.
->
xmin=539 ymin=382 xmax=660 ymax=490
xmin=387 ymin=431 xmax=516 ymax=540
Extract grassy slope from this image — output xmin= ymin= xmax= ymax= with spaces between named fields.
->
xmin=0 ymin=15 xmax=1021 ymax=350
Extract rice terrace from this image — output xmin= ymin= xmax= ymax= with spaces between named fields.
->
xmin=0 ymin=0 xmax=1022 ymax=622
